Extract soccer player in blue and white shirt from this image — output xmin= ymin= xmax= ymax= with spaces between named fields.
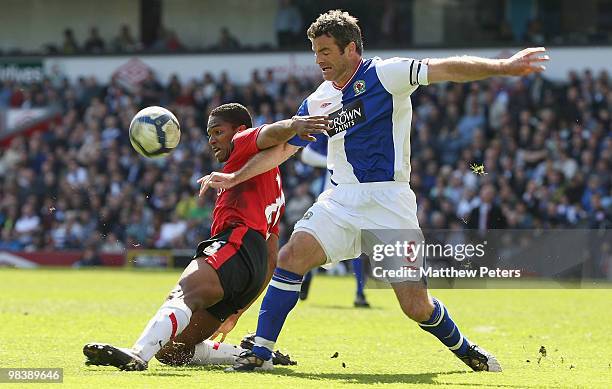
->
xmin=201 ymin=10 xmax=548 ymax=372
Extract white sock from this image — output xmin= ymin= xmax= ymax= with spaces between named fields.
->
xmin=131 ymin=299 xmax=192 ymax=362
xmin=190 ymin=340 xmax=246 ymax=365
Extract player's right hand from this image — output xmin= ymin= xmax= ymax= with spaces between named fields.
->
xmin=197 ymin=172 xmax=237 ymax=196
xmin=209 ymin=313 xmax=239 ymax=343
xmin=291 ymin=115 xmax=330 ymax=142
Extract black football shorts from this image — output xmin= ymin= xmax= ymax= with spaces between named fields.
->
xmin=194 ymin=225 xmax=268 ymax=322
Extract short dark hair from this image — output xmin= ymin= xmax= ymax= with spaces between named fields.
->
xmin=209 ymin=103 xmax=253 ymax=129
xmin=307 ymin=10 xmax=363 ymax=55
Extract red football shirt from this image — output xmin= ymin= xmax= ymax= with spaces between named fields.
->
xmin=210 ymin=126 xmax=285 ymax=239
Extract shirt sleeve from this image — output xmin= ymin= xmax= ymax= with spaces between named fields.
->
xmin=375 ymin=57 xmax=429 ymax=96
xmin=231 ymin=126 xmax=262 ymax=159
xmin=288 ymin=98 xmax=327 ymax=147
xmin=308 ymin=133 xmax=328 ymax=155
xmin=301 ymin=144 xmax=327 ymax=168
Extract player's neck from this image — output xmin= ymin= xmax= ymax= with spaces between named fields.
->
xmin=333 ymin=57 xmax=362 ymax=89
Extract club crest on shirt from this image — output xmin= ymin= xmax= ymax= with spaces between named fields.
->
xmin=353 ymin=79 xmax=366 ymax=96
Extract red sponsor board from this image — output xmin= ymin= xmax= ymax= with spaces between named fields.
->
xmin=0 ymin=251 xmax=124 ymax=267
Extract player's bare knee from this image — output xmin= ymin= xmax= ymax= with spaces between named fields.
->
xmin=276 ymin=241 xmax=299 ymax=270
xmin=277 ymin=244 xmax=310 ymax=274
xmin=277 ymin=233 xmax=324 ymax=274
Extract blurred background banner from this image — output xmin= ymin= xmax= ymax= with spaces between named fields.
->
xmin=0 ymin=248 xmax=192 ymax=268
xmin=0 ymin=250 xmax=123 ymax=267
xmin=0 ymin=58 xmax=43 ymax=83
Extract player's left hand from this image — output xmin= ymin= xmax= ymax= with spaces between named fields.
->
xmin=209 ymin=313 xmax=239 ymax=343
xmin=501 ymin=47 xmax=549 ymax=76
xmin=291 ymin=115 xmax=331 ymax=142
xmin=197 ymin=172 xmax=237 ymax=196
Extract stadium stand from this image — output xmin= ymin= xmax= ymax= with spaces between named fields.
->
xmin=0 ymin=68 xmax=611 ymax=255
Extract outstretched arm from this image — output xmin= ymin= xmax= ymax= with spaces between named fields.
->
xmin=198 ymin=142 xmax=299 ymax=195
xmin=427 ymin=47 xmax=549 ymax=84
xmin=255 ymin=116 xmax=329 ymax=150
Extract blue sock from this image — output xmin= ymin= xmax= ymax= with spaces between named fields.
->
xmin=353 ymin=257 xmax=364 ymax=297
xmin=252 ymin=268 xmax=303 ymax=361
xmin=419 ymin=298 xmax=470 ymax=357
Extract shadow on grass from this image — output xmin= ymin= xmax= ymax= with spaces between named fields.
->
xmin=95 ymin=366 xmax=526 ymax=387
xmin=271 ymin=368 xmax=523 ymax=387
xmin=309 ymin=304 xmax=385 ymax=311
xmin=143 ymin=372 xmax=192 ymax=377
xmin=83 ymin=366 xmax=193 ymax=377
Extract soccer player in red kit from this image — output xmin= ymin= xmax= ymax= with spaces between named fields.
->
xmin=83 ymin=103 xmax=329 ymax=371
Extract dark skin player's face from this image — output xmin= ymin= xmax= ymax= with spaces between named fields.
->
xmin=207 ymin=116 xmax=243 ymax=163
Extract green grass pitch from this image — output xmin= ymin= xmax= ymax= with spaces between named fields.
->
xmin=1 ymin=268 xmax=611 ymax=388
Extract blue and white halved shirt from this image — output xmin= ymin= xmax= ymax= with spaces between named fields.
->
xmin=291 ymin=57 xmax=428 ymax=185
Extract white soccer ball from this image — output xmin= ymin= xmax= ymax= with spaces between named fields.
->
xmin=129 ymin=106 xmax=181 ymax=158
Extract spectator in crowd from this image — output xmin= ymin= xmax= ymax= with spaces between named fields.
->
xmin=100 ymin=232 xmax=125 ymax=253
xmin=524 ymin=19 xmax=546 ymax=44
xmin=14 ymin=203 xmax=41 ymax=246
xmin=151 ymin=26 xmax=184 ymax=52
xmin=84 ymin=27 xmax=106 ymax=53
xmin=51 ymin=213 xmax=83 ymax=249
xmin=74 ymin=244 xmax=103 ymax=267
xmin=140 ymin=71 xmax=165 ymax=106
xmin=284 ymin=183 xmax=313 ymax=229
xmin=113 ymin=25 xmax=139 ymax=52
xmin=62 ymin=28 xmax=79 ymax=54
xmin=379 ymin=0 xmax=399 ymax=46
xmin=274 ymin=0 xmax=303 ymax=48
xmin=254 ymin=102 xmax=275 ymax=127
xmin=214 ymin=27 xmax=241 ymax=51
xmin=0 ymin=229 xmax=22 ymax=251
xmin=156 ymin=212 xmax=187 ymax=249
xmin=467 ymin=184 xmax=507 ymax=232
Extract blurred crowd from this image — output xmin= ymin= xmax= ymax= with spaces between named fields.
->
xmin=410 ymin=70 xmax=612 ymax=232
xmin=0 ymin=66 xmax=611 ymax=255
